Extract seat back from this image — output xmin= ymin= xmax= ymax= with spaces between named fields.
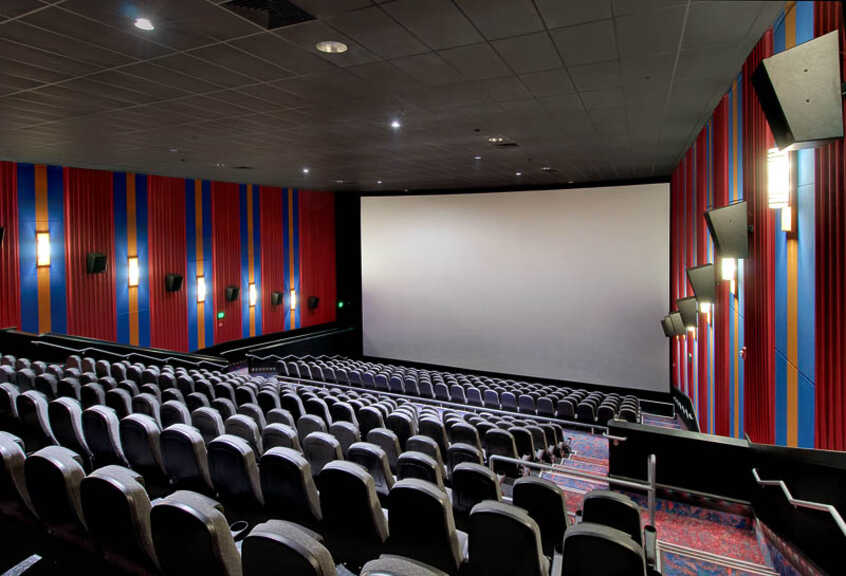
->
xmin=267 ymin=408 xmax=296 ymax=429
xmin=513 ymin=476 xmax=568 ymax=556
xmin=562 ymin=523 xmax=646 ymax=576
xmin=35 ymin=373 xmax=58 ymax=399
xmin=106 ymin=388 xmax=133 ymax=419
xmin=388 ymin=479 xmax=462 ymax=574
xmin=296 ymin=414 xmax=327 ymax=443
xmin=302 ymin=432 xmax=342 ymax=477
xmin=133 ymin=393 xmax=162 ymax=426
xmin=446 ymin=443 xmax=483 ymax=474
xmin=48 ymin=397 xmax=92 ymax=467
xmin=451 ymin=462 xmax=502 ymax=515
xmin=263 ymin=423 xmax=301 ymax=452
xmin=449 ymin=422 xmax=481 ymax=452
xmin=468 ymin=501 xmax=547 ymax=576
xmin=208 ymin=435 xmax=264 ymax=509
xmin=193 ymin=407 xmax=225 ymax=444
xmin=347 ymin=442 xmax=394 ymax=500
xmin=366 ymin=427 xmax=401 ymax=473
xmin=484 ymin=429 xmax=520 ymax=476
xmin=0 ymin=432 xmax=33 ymax=517
xmin=259 ymin=447 xmax=322 ymax=530
xmin=151 ymin=490 xmax=242 ymax=576
xmin=329 ymin=421 xmax=360 ymax=457
xmin=397 ymin=452 xmax=444 ymax=491
xmin=160 ymin=424 xmax=213 ymax=493
xmin=406 ymin=435 xmax=444 ymax=470
xmin=83 ymin=405 xmax=129 ymax=467
xmin=17 ymin=390 xmax=58 ymax=450
xmin=120 ymin=413 xmax=166 ymax=476
xmin=161 ymin=400 xmax=192 ymax=428
xmin=225 ymin=414 xmax=263 ymax=454
xmin=81 ymin=465 xmax=159 ymax=570
xmin=242 ymin=520 xmax=336 ymax=576
xmin=25 ymin=446 xmax=86 ymax=531
xmin=81 ymin=382 xmax=106 ymax=409
xmin=317 ymin=460 xmax=389 ymax=569
xmin=358 ymin=406 xmax=384 ymax=437
xmin=581 ymin=490 xmax=643 ymax=545
xmin=386 ymin=412 xmax=415 ymax=450
xmin=238 ymin=403 xmax=267 ymax=432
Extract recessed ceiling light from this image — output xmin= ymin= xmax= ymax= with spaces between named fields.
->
xmin=169 ymin=148 xmax=178 ymax=153
xmin=302 ymin=167 xmax=310 ymax=174
xmin=515 ymin=171 xmax=522 ymax=176
xmin=134 ymin=17 xmax=154 ymax=31
xmin=474 ymin=155 xmax=482 ymax=160
xmin=377 ymin=180 xmax=383 ymax=184
xmin=488 ymin=136 xmax=505 ymax=144
xmin=390 ymin=119 xmax=401 ymax=130
xmin=316 ymin=40 xmax=348 ymax=54
xmin=567 ymin=180 xmax=575 ymax=184
xmin=215 ymin=162 xmax=224 ymax=168
xmin=541 ymin=166 xmax=552 ymax=172
xmin=335 ymin=179 xmax=344 ymax=184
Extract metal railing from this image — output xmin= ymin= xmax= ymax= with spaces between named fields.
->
xmin=32 ymin=340 xmax=228 ymax=370
xmin=488 ymin=453 xmax=658 ymax=526
xmin=752 ymin=468 xmax=846 ymax=538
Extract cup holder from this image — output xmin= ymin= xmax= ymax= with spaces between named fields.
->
xmin=229 ymin=520 xmax=249 ymax=541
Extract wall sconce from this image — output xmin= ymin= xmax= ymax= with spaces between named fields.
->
xmin=721 ymin=257 xmax=736 ymax=282
xmin=289 ymin=289 xmax=297 ymax=311
xmin=36 ymin=231 xmax=50 ymax=267
xmin=699 ymin=301 xmax=712 ymax=324
xmin=767 ymin=148 xmax=789 ymax=209
xmin=249 ymin=283 xmax=257 ymax=307
xmin=128 ymin=257 xmax=139 ymax=287
xmin=197 ymin=276 xmax=206 ymax=303
xmin=781 ymin=205 xmax=792 ymax=232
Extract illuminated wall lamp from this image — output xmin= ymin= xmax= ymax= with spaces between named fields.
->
xmin=197 ymin=276 xmax=207 ymax=303
xmin=721 ymin=257 xmax=737 ymax=294
xmin=699 ymin=301 xmax=712 ymax=324
xmin=289 ymin=289 xmax=297 ymax=311
xmin=767 ymin=148 xmax=790 ymax=209
xmin=781 ymin=205 xmax=792 ymax=232
xmin=128 ymin=257 xmax=139 ymax=287
xmin=249 ymin=283 xmax=257 ymax=307
xmin=36 ymin=231 xmax=51 ymax=267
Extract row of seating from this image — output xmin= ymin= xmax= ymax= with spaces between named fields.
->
xmin=277 ymin=355 xmax=642 ymax=424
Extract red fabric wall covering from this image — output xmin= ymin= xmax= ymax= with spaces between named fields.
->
xmin=696 ymin=128 xmax=709 ymax=421
xmin=0 ymin=162 xmax=20 ymax=330
xmin=670 ymin=166 xmax=682 ymax=389
xmin=742 ymin=31 xmax=776 ymax=444
xmin=260 ymin=186 xmax=286 ymax=334
xmin=685 ymin=149 xmax=695 ymax=397
xmin=713 ymin=96 xmax=732 ymax=437
xmin=211 ymin=181 xmax=242 ymax=344
xmin=814 ymin=2 xmax=845 ymax=451
xmin=300 ymin=190 xmax=337 ymax=328
xmin=63 ymin=167 xmax=117 ymax=341
xmin=148 ymin=176 xmax=188 ymax=352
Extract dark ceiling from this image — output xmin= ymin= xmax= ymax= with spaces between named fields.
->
xmin=0 ymin=0 xmax=784 ymax=191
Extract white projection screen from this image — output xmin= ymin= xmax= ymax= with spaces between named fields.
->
xmin=361 ymin=183 xmax=670 ymax=393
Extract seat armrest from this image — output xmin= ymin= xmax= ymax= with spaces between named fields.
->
xmin=229 ymin=520 xmax=250 ymax=542
xmin=643 ymin=525 xmax=658 ymax=568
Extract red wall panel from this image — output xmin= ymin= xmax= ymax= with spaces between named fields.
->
xmin=260 ymin=186 xmax=286 ymax=334
xmin=300 ymin=190 xmax=336 ymax=328
xmin=0 ymin=162 xmax=20 ymax=330
xmin=148 ymin=176 xmax=188 ymax=352
xmin=713 ymin=96 xmax=731 ymax=437
xmin=211 ymin=181 xmax=242 ymax=344
xmin=64 ymin=167 xmax=116 ymax=341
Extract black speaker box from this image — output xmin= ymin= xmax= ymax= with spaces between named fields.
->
xmin=0 ymin=226 xmax=4 ymax=246
xmin=705 ymin=201 xmax=748 ymax=260
xmin=751 ymin=30 xmax=843 ymax=150
xmin=225 ymin=285 xmax=239 ymax=302
xmin=271 ymin=291 xmax=283 ymax=306
xmin=307 ymin=296 xmax=319 ymax=310
xmin=661 ymin=316 xmax=675 ymax=338
xmin=687 ymin=264 xmax=715 ymax=304
xmin=165 ymin=274 xmax=183 ymax=292
xmin=86 ymin=252 xmax=107 ymax=274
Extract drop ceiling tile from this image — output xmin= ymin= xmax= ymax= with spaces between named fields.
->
xmin=153 ymin=54 xmax=254 ymax=89
xmin=381 ymin=0 xmax=482 ymax=50
xmin=0 ymin=38 xmax=99 ymax=76
xmin=0 ymin=0 xmax=44 ymax=19
xmin=535 ymin=0 xmax=612 ymax=29
xmin=454 ymin=0 xmax=543 ymax=40
xmin=190 ymin=43 xmax=294 ymax=82
xmin=615 ymin=4 xmax=686 ymax=56
xmin=568 ymin=60 xmax=621 ymax=91
xmin=551 ymin=20 xmax=617 ymax=66
xmin=328 ymin=6 xmax=428 ymax=59
xmin=492 ymin=32 xmax=561 ymax=74
xmin=120 ymin=61 xmax=222 ymax=94
xmin=683 ymin=1 xmax=764 ymax=50
xmin=276 ymin=20 xmax=379 ymax=67
xmin=0 ymin=56 xmax=70 ymax=84
xmin=519 ymin=68 xmax=575 ymax=96
xmin=290 ymin=0 xmax=373 ymax=18
xmin=581 ymin=87 xmax=624 ymax=110
xmin=0 ymin=20 xmax=130 ymax=68
xmin=228 ymin=33 xmax=337 ymax=75
xmin=86 ymin=70 xmax=192 ymax=100
xmin=438 ymin=43 xmax=511 ymax=80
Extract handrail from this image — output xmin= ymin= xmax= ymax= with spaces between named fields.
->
xmin=752 ymin=468 xmax=846 ymax=538
xmin=488 ymin=454 xmax=658 ymax=524
xmin=32 ymin=341 xmax=228 ymax=370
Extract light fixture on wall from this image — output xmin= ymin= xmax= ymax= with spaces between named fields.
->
xmin=669 ymin=312 xmax=685 ymax=336
xmin=249 ymin=283 xmax=257 ymax=307
xmin=677 ymin=297 xmax=699 ymax=330
xmin=767 ymin=147 xmax=790 ymax=209
xmin=781 ymin=205 xmax=792 ymax=232
xmin=197 ymin=276 xmax=207 ymax=303
xmin=705 ymin=200 xmax=747 ymax=298
xmin=289 ymin=289 xmax=297 ymax=311
xmin=128 ymin=257 xmax=139 ymax=287
xmin=36 ymin=231 xmax=50 ymax=267
xmin=721 ymin=257 xmax=737 ymax=294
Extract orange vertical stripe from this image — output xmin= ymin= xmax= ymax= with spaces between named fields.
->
xmin=127 ymin=174 xmax=139 ymax=346
xmin=195 ymin=180 xmax=205 ymax=349
xmin=35 ymin=165 xmax=51 ymax=334
xmin=288 ymin=189 xmax=295 ymax=331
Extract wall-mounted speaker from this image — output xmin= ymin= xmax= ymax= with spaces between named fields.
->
xmin=0 ymin=226 xmax=4 ymax=246
xmin=705 ymin=201 xmax=748 ymax=260
xmin=677 ymin=297 xmax=699 ymax=329
xmin=271 ymin=291 xmax=283 ymax=306
xmin=661 ymin=315 xmax=675 ymax=337
xmin=225 ymin=285 xmax=239 ymax=302
xmin=751 ymin=30 xmax=843 ymax=151
xmin=687 ymin=264 xmax=715 ymax=304
xmin=165 ymin=274 xmax=183 ymax=292
xmin=307 ymin=296 xmax=319 ymax=310
xmin=669 ymin=312 xmax=685 ymax=335
xmin=86 ymin=252 xmax=107 ymax=274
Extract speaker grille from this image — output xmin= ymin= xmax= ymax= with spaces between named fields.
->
xmin=221 ymin=0 xmax=315 ymax=30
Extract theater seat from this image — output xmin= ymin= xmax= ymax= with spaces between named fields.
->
xmin=297 ymin=414 xmax=327 ymax=444
xmin=468 ymin=501 xmax=549 ymax=576
xmin=25 ymin=446 xmax=87 ymax=540
xmin=358 ymin=406 xmax=385 ymax=437
xmin=513 ymin=476 xmax=568 ymax=556
xmin=562 ymin=523 xmax=646 ymax=576
xmin=193 ymin=407 xmax=225 ymax=444
xmin=367 ymin=427 xmax=401 ymax=474
xmin=0 ymin=432 xmax=34 ymax=520
xmin=106 ymin=388 xmax=133 ymax=419
xmin=161 ymin=400 xmax=192 ymax=428
xmin=151 ymin=490 xmax=242 ymax=576
xmin=446 ymin=443 xmax=483 ymax=476
xmin=581 ymin=490 xmax=643 ymax=545
xmin=48 ymin=397 xmax=93 ymax=469
xmin=260 ymin=447 xmax=323 ymax=531
xmin=81 ymin=465 xmax=160 ymax=572
xmin=120 ymin=413 xmax=166 ymax=481
xmin=451 ymin=463 xmax=502 ymax=531
xmin=238 ymin=403 xmax=267 ymax=432
xmin=397 ymin=452 xmax=444 ymax=491
xmin=361 ymin=555 xmax=449 ymax=576
xmin=387 ymin=412 xmax=416 ymax=450
xmin=83 ymin=405 xmax=129 ymax=467
xmin=317 ymin=460 xmax=389 ymax=570
xmin=419 ymin=418 xmax=449 ymax=458
xmin=208 ymin=435 xmax=264 ymax=516
xmin=242 ymin=520 xmax=336 ymax=576
xmin=57 ymin=377 xmax=81 ymax=401
xmin=406 ymin=435 xmax=446 ymax=474
xmin=263 ymin=423 xmax=301 ymax=452
xmin=225 ymin=414 xmax=263 ymax=454
xmin=347 ymin=442 xmax=395 ymax=506
xmin=302 ymin=431 xmax=342 ymax=477
xmin=160 ymin=424 xmax=214 ymax=494
xmin=81 ymin=383 xmax=106 ymax=409
xmin=35 ymin=373 xmax=58 ymax=399
xmin=132 ymin=393 xmax=162 ymax=426
xmin=17 ymin=390 xmax=58 ymax=451
xmin=329 ymin=421 xmax=360 ymax=457
xmin=267 ymin=408 xmax=296 ymax=429
xmin=388 ymin=479 xmax=466 ymax=575
xmin=484 ymin=429 xmax=520 ymax=477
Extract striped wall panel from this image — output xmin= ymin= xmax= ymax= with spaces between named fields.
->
xmin=0 ymin=162 xmax=20 ymax=330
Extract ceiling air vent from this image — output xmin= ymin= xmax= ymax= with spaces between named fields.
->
xmin=493 ymin=141 xmax=519 ymax=148
xmin=222 ymin=0 xmax=315 ymax=30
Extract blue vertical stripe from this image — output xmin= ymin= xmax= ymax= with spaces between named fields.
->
xmin=253 ymin=185 xmax=262 ymax=335
xmin=201 ymin=181 xmax=214 ymax=348
xmin=114 ymin=173 xmax=130 ymax=344
xmin=47 ymin=166 xmax=66 ymax=334
xmin=185 ymin=180 xmax=198 ymax=351
xmin=136 ymin=174 xmax=150 ymax=348
xmin=17 ymin=164 xmax=38 ymax=334
xmin=292 ymin=189 xmax=300 ymax=328
xmin=283 ymin=188 xmax=291 ymax=330
xmin=239 ymin=184 xmax=250 ymax=339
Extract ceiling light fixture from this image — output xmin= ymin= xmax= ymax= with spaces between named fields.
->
xmin=316 ymin=40 xmax=348 ymax=54
xmin=488 ymin=136 xmax=504 ymax=143
xmin=302 ymin=167 xmax=310 ymax=174
xmin=335 ymin=179 xmax=344 ymax=184
xmin=474 ymin=155 xmax=482 ymax=160
xmin=134 ymin=17 xmax=154 ymax=31
xmin=567 ymin=180 xmax=575 ymax=184
xmin=515 ymin=171 xmax=522 ymax=176
xmin=390 ymin=119 xmax=401 ymax=130
xmin=377 ymin=180 xmax=383 ymax=184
